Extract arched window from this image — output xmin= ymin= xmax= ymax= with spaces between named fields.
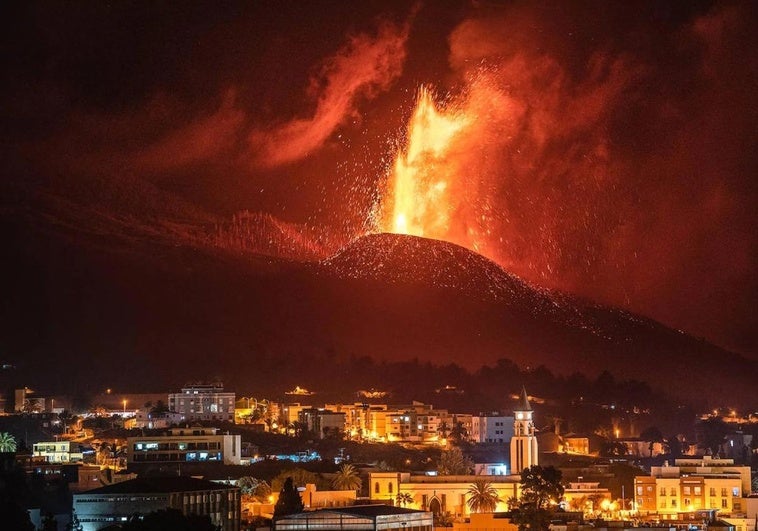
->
xmin=429 ymin=497 xmax=441 ymax=515
xmin=375 ymin=482 xmax=380 ymax=494
xmin=388 ymin=482 xmax=393 ymax=494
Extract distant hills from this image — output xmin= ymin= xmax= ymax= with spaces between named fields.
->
xmin=1 ymin=175 xmax=755 ymax=408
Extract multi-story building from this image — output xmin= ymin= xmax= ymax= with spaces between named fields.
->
xmin=73 ymin=476 xmax=240 ymax=531
xmin=127 ymin=427 xmax=242 ymax=466
xmin=32 ymin=440 xmax=87 ymax=463
xmin=168 ymin=383 xmax=235 ymax=423
xmin=471 ymin=414 xmax=515 ymax=443
xmin=634 ymin=457 xmax=751 ymax=519
xmin=298 ymin=408 xmax=347 ymax=438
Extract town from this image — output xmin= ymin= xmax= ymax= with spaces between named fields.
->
xmin=0 ymin=381 xmax=755 ymax=531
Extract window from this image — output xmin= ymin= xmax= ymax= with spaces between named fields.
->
xmin=684 ymin=498 xmax=691 ymax=506
xmin=375 ymin=483 xmax=380 ymax=494
xmin=660 ymin=488 xmax=667 ymax=496
xmin=389 ymin=483 xmax=393 ymax=494
xmin=670 ymin=488 xmax=676 ymax=496
xmin=683 ymin=486 xmax=691 ymax=495
xmin=694 ymin=487 xmax=701 ymax=495
xmin=710 ymin=488 xmax=716 ymax=496
xmin=721 ymin=499 xmax=727 ymax=509
xmin=732 ymin=487 xmax=739 ymax=496
xmin=637 ymin=486 xmax=643 ymax=495
xmin=671 ymin=499 xmax=677 ymax=508
xmin=721 ymin=488 xmax=727 ymax=497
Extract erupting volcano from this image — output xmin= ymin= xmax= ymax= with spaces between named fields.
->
xmin=378 ymin=86 xmax=487 ymax=253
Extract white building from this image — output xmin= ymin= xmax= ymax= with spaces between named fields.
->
xmin=471 ymin=414 xmax=515 ymax=443
xmin=168 ymin=383 xmax=235 ymax=422
xmin=127 ymin=427 xmax=242 ymax=466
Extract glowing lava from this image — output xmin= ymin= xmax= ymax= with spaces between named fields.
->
xmin=379 ymin=87 xmax=471 ymax=240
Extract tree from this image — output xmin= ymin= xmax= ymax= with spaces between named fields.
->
xmin=97 ymin=442 xmax=112 ymax=466
xmin=332 ymin=464 xmax=361 ymax=491
xmin=519 ymin=465 xmax=564 ymax=510
xmin=434 ymin=511 xmax=454 ymax=527
xmin=274 ymin=477 xmax=304 ymax=517
xmin=150 ymin=400 xmax=170 ymax=416
xmin=66 ymin=509 xmax=83 ymax=531
xmin=698 ymin=418 xmax=729 ymax=456
xmin=639 ymin=426 xmax=663 ymax=456
xmin=41 ymin=512 xmax=57 ymax=531
xmin=449 ymin=422 xmax=469 ymax=446
xmin=600 ymin=441 xmax=627 ymax=457
xmin=466 ymin=480 xmax=501 ymax=513
xmin=237 ymin=476 xmax=260 ymax=496
xmin=253 ymin=481 xmax=272 ymax=503
xmin=0 ymin=432 xmax=17 ymax=452
xmin=271 ymin=468 xmax=320 ymax=492
xmin=438 ymin=447 xmax=473 ymax=475
xmin=512 ymin=466 xmax=564 ymax=531
xmin=663 ymin=435 xmax=682 ymax=458
xmin=437 ymin=421 xmax=450 ymax=440
xmin=396 ymin=492 xmax=414 ymax=507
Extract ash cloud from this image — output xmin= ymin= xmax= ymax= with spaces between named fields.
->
xmin=248 ymin=18 xmax=411 ymax=168
xmin=434 ymin=1 xmax=757 ymax=354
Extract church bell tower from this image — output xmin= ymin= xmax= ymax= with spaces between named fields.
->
xmin=510 ymin=386 xmax=538 ymax=474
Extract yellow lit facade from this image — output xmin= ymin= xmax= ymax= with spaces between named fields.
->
xmin=634 ymin=457 xmax=750 ymax=517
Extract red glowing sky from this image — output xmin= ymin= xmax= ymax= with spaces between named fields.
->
xmin=1 ymin=1 xmax=756 ymax=358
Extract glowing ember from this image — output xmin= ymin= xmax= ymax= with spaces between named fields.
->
xmin=379 ymin=87 xmax=471 ymax=240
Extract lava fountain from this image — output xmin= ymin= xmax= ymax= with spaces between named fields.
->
xmin=378 ymin=86 xmax=472 ymax=242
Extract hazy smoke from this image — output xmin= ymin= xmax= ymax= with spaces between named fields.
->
xmin=405 ymin=2 xmax=757 ymax=353
xmin=248 ymin=19 xmax=411 ymax=168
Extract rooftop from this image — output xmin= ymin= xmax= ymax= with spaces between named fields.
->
xmin=77 ymin=476 xmax=238 ymax=495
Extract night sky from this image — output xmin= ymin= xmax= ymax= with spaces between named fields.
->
xmin=2 ymin=1 xmax=756 ymax=359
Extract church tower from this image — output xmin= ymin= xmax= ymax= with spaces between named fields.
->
xmin=510 ymin=386 xmax=538 ymax=474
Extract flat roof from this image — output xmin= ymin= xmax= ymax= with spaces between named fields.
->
xmin=330 ymin=506 xmax=427 ymax=517
xmin=76 ymin=476 xmax=237 ymax=495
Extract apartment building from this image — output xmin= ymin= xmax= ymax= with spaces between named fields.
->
xmin=168 ymin=383 xmax=235 ymax=422
xmin=127 ymin=427 xmax=241 ymax=466
xmin=634 ymin=457 xmax=751 ymax=518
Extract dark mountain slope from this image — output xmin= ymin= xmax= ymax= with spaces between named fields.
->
xmin=1 ymin=188 xmax=754 ymax=407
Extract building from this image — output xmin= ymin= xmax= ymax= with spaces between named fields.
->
xmin=562 ymin=481 xmax=612 ymax=514
xmin=32 ymin=440 xmax=88 ymax=463
xmin=168 ymin=382 xmax=235 ymax=422
xmin=510 ymin=387 xmax=538 ymax=474
xmin=634 ymin=457 xmax=751 ymax=519
xmin=73 ymin=476 xmax=240 ymax=531
xmin=471 ymin=414 xmax=515 ymax=444
xmin=273 ymin=505 xmax=433 ymax=531
xmin=369 ymin=472 xmax=519 ymax=518
xmin=298 ymin=408 xmax=347 ymax=439
xmin=133 ymin=407 xmax=184 ymax=429
xmin=127 ymin=427 xmax=242 ymax=466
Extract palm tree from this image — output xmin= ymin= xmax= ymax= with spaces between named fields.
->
xmin=466 ymin=480 xmax=501 ymax=513
xmin=332 ymin=464 xmax=362 ymax=491
xmin=396 ymin=492 xmax=414 ymax=507
xmin=0 ymin=432 xmax=17 ymax=452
